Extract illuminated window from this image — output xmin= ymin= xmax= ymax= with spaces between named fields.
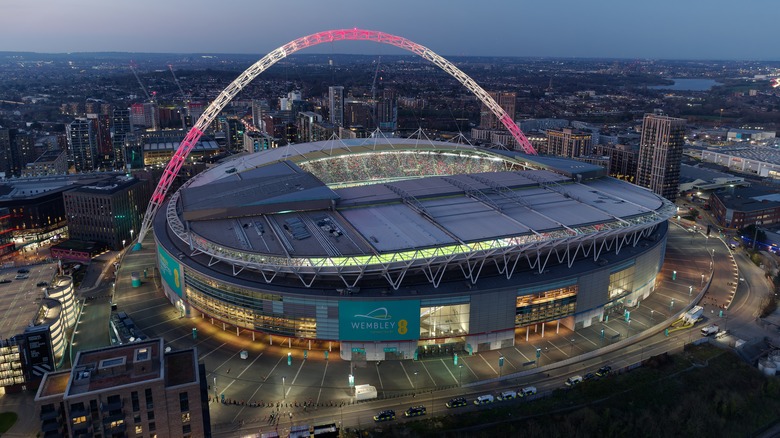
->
xmin=181 ymin=412 xmax=190 ymax=423
xmin=135 ymin=425 xmax=143 ymax=435
xmin=419 ymin=304 xmax=470 ymax=340
xmin=515 ymin=285 xmax=577 ymax=326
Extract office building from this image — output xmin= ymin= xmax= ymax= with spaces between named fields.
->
xmin=328 ymin=86 xmax=345 ymax=126
xmin=636 ymin=114 xmax=686 ymax=201
xmin=23 ymin=149 xmax=68 ymax=177
xmin=63 ymin=174 xmax=152 ymax=250
xmin=112 ymin=107 xmax=132 ymax=168
xmin=35 ymin=338 xmax=211 ymax=438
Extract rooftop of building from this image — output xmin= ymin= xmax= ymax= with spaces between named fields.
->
xmin=0 ymin=265 xmax=51 ymax=340
xmin=0 ymin=171 xmax=127 ymax=201
xmin=704 ymin=146 xmax=780 ymax=166
xmin=172 ymin=138 xmax=668 ymax=260
xmin=680 ymin=164 xmax=745 ymax=185
xmin=65 ymin=174 xmax=143 ymax=196
xmin=36 ymin=370 xmax=71 ymax=399
xmin=67 ymin=338 xmax=164 ymax=396
xmin=33 ymin=149 xmax=66 ymax=163
xmin=712 ymin=186 xmax=780 ymax=212
xmin=165 ymin=350 xmax=197 ymax=387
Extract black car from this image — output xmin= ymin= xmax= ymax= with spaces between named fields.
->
xmin=446 ymin=397 xmax=467 ymax=408
xmin=404 ymin=406 xmax=427 ymax=417
xmin=373 ymin=410 xmax=395 ymax=422
xmin=596 ymin=365 xmax=612 ymax=377
xmin=36 ymin=281 xmax=48 ymax=287
xmin=17 ymin=268 xmax=29 ymax=274
xmin=0 ymin=279 xmax=10 ymax=284
xmin=583 ymin=372 xmax=596 ymax=381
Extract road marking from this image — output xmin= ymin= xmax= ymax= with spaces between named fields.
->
xmin=198 ymin=342 xmax=227 ymax=360
xmin=440 ymin=358 xmax=457 ymax=384
xmin=286 ymin=356 xmax=307 ymax=399
xmin=479 ymin=353 xmax=497 ymax=375
xmin=230 ymin=352 xmax=264 ymax=423
xmin=399 ymin=361 xmax=414 ymax=389
xmin=316 ymin=360 xmax=329 ymax=405
xmin=420 ymin=360 xmax=436 ymax=387
xmin=576 ymin=330 xmax=597 ymax=347
xmin=514 ymin=347 xmax=530 ymax=362
xmin=375 ymin=361 xmax=384 ymax=389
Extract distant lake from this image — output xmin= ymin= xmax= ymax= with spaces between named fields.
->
xmin=649 ymin=78 xmax=721 ymax=91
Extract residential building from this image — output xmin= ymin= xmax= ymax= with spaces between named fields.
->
xmin=328 ymin=86 xmax=345 ymax=127
xmin=636 ymin=113 xmax=686 ymax=201
xmin=23 ymin=149 xmax=68 ymax=177
xmin=35 ymin=338 xmax=211 ymax=438
xmin=480 ymin=91 xmax=515 ymax=129
xmin=545 ymin=128 xmax=592 ymax=158
xmin=67 ymin=119 xmax=97 ymax=172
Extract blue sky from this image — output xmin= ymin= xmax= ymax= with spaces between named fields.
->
xmin=1 ymin=0 xmax=777 ymax=60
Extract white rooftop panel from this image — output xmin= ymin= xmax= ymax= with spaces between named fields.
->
xmin=423 ymin=197 xmax=529 ymax=241
xmin=341 ymin=204 xmax=455 ymax=251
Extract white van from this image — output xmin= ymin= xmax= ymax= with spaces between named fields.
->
xmin=497 ymin=390 xmax=516 ymax=401
xmin=520 ymin=386 xmax=537 ymax=397
xmin=474 ymin=394 xmax=494 ymax=405
xmin=565 ymin=375 xmax=583 ymax=387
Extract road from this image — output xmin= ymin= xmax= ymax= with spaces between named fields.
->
xmin=79 ymin=222 xmax=779 ymax=437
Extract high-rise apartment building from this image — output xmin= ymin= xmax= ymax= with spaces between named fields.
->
xmin=636 ymin=113 xmax=686 ymax=201
xmin=112 ymin=107 xmax=132 ymax=168
xmin=328 ymin=86 xmax=345 ymax=126
xmin=35 ymin=338 xmax=211 ymax=438
xmin=545 ymin=128 xmax=592 ymax=158
xmin=251 ymin=99 xmax=269 ymax=130
xmin=377 ymin=89 xmax=397 ymax=132
xmin=67 ymin=119 xmax=97 ymax=172
xmin=480 ymin=91 xmax=516 ymax=129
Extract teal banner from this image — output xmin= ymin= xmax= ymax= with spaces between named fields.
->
xmin=339 ymin=300 xmax=420 ymax=341
xmin=157 ymin=246 xmax=183 ymax=297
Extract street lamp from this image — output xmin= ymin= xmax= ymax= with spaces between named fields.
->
xmin=122 ymin=239 xmax=126 ymax=248
xmin=282 ymin=376 xmax=286 ymax=400
xmin=130 ymin=229 xmax=134 ymax=242
xmin=413 ymin=370 xmax=418 ymax=396
xmin=689 ymin=285 xmax=693 ymax=296
xmin=701 ymin=273 xmax=705 ymax=286
xmin=670 ymin=299 xmax=675 ymax=310
xmin=458 ymin=364 xmax=463 ymax=387
xmin=651 ymin=309 xmax=654 ymax=322
xmin=569 ymin=338 xmax=575 ymax=356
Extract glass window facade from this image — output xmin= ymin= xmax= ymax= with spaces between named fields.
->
xmin=609 ymin=263 xmax=636 ymax=299
xmin=419 ymin=304 xmax=469 ymax=341
xmin=515 ymin=285 xmax=577 ymax=326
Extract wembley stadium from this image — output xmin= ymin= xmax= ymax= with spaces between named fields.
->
xmin=153 ymin=137 xmax=676 ymax=360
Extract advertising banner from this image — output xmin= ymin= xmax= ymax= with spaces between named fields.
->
xmin=157 ymin=246 xmax=183 ymax=297
xmin=338 ymin=300 xmax=420 ymax=341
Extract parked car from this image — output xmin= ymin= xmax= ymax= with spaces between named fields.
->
xmin=519 ymin=386 xmax=537 ymax=397
xmin=497 ymin=390 xmax=517 ymax=401
xmin=373 ymin=410 xmax=395 ymax=422
xmin=446 ymin=397 xmax=467 ymax=408
xmin=14 ymin=274 xmax=28 ymax=280
xmin=404 ymin=406 xmax=426 ymax=417
xmin=17 ymin=268 xmax=29 ymax=274
xmin=36 ymin=281 xmax=48 ymax=287
xmin=565 ymin=375 xmax=583 ymax=387
xmin=0 ymin=279 xmax=11 ymax=284
xmin=596 ymin=365 xmax=612 ymax=377
xmin=583 ymin=372 xmax=596 ymax=381
xmin=474 ymin=394 xmax=494 ymax=405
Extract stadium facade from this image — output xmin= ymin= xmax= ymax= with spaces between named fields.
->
xmin=153 ymin=138 xmax=676 ymax=360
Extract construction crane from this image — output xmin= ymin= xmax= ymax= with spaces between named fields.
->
xmin=168 ymin=64 xmax=190 ymax=103
xmin=129 ymin=61 xmax=151 ymax=102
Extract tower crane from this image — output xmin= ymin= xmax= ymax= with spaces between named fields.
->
xmin=129 ymin=61 xmax=151 ymax=102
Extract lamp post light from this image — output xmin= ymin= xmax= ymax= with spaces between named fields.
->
xmin=458 ymin=364 xmax=463 ymax=387
xmin=569 ymin=338 xmax=575 ymax=356
xmin=130 ymin=229 xmax=134 ymax=241
xmin=122 ymin=239 xmax=126 ymax=248
xmin=689 ymin=285 xmax=693 ymax=296
xmin=670 ymin=299 xmax=675 ymax=310
xmin=282 ymin=376 xmax=286 ymax=400
xmin=701 ymin=273 xmax=705 ymax=286
xmin=651 ymin=309 xmax=654 ymax=322
xmin=413 ymin=370 xmax=418 ymax=396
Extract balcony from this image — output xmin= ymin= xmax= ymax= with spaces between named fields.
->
xmin=40 ymin=408 xmax=59 ymax=421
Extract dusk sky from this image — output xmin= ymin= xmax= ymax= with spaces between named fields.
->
xmin=1 ymin=0 xmax=777 ymax=60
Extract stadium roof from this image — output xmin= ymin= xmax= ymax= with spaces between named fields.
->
xmin=174 ymin=138 xmax=671 ymax=260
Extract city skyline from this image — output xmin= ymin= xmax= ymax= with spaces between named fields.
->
xmin=1 ymin=0 xmax=778 ymax=60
